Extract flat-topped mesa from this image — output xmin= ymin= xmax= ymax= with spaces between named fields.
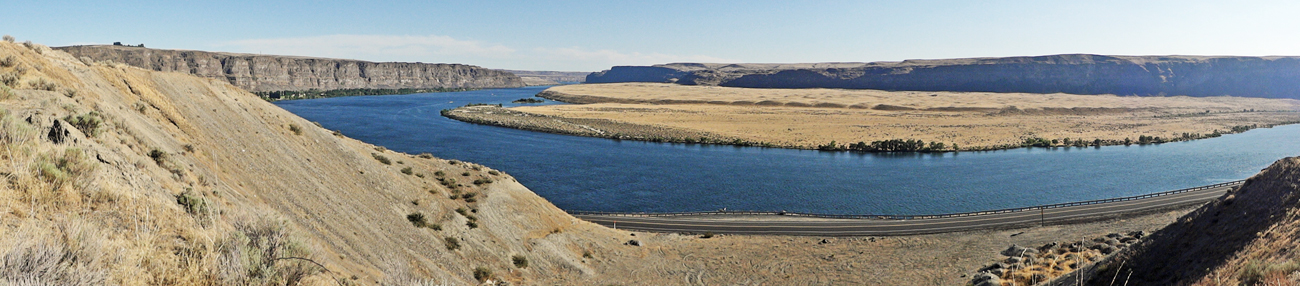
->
xmin=55 ymin=45 xmax=525 ymax=93
xmin=587 ymin=54 xmax=1300 ymax=99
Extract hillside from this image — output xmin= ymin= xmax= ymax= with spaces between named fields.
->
xmin=586 ymin=55 xmax=1300 ymax=99
xmin=54 ymin=45 xmax=525 ymax=94
xmin=1068 ymin=156 xmax=1300 ymax=285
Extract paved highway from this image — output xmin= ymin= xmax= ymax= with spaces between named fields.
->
xmin=575 ymin=183 xmax=1238 ymax=236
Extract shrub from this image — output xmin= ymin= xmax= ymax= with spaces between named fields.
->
xmin=0 ymin=85 xmax=14 ymax=100
xmin=400 ymin=167 xmax=413 ymax=175
xmin=2 ymin=35 xmax=13 ymax=43
xmin=0 ymin=109 xmax=37 ymax=145
xmin=0 ymin=55 xmax=15 ymax=67
xmin=466 ymin=221 xmax=478 ymax=229
xmin=455 ymin=207 xmax=468 ymax=216
xmin=34 ymin=148 xmax=96 ymax=189
xmin=1 ymin=72 xmax=19 ymax=87
xmin=472 ymin=267 xmax=492 ymax=282
xmin=62 ymin=88 xmax=77 ymax=98
xmin=332 ymin=130 xmax=343 ymax=137
xmin=216 ymin=218 xmax=324 ymax=285
xmin=582 ymin=250 xmax=593 ymax=259
xmin=415 ymin=173 xmax=424 ymax=178
xmin=374 ymin=146 xmax=386 ymax=152
xmin=1240 ymin=260 xmax=1300 ymax=285
xmin=461 ymin=172 xmax=470 ymax=177
xmin=444 ymin=237 xmax=460 ymax=250
xmin=406 ymin=213 xmax=427 ymax=228
xmin=371 ymin=153 xmax=391 ymax=165
xmin=434 ymin=171 xmax=445 ymax=177
xmin=700 ymin=232 xmax=714 ymax=239
xmin=472 ymin=178 xmax=493 ymax=185
xmin=488 ymin=170 xmax=500 ymax=176
xmin=447 ymin=160 xmax=460 ymax=165
xmin=0 ymin=225 xmax=110 ymax=286
xmin=427 ymin=223 xmax=441 ymax=231
xmin=417 ymin=153 xmax=433 ymax=159
xmin=512 ymin=255 xmax=528 ymax=268
xmin=149 ymin=149 xmax=167 ymax=165
xmin=175 ymin=191 xmax=210 ymax=216
xmin=64 ymin=112 xmax=102 ymax=137
xmin=28 ymin=77 xmax=59 ymax=91
xmin=288 ymin=124 xmax=302 ymax=135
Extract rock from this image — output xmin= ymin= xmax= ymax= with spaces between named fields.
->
xmin=818 ymin=239 xmax=830 ymax=244
xmin=625 ymin=240 xmax=640 ymax=246
xmin=1001 ymin=244 xmax=1039 ymax=257
xmin=1038 ymin=242 xmax=1059 ymax=252
xmin=46 ymin=119 xmax=85 ymax=144
xmin=55 ymin=45 xmax=525 ymax=93
xmin=978 ymin=263 xmax=1007 ymax=273
xmin=1004 ymin=257 xmax=1022 ymax=264
xmin=1107 ymin=232 xmax=1123 ymax=239
xmin=970 ymin=272 xmax=1001 ymax=286
xmin=1101 ymin=246 xmax=1118 ymax=255
xmin=1128 ymin=231 xmax=1147 ymax=239
xmin=1105 ymin=238 xmax=1122 ymax=246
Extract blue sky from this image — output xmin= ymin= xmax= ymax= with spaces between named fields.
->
xmin=4 ymin=0 xmax=1298 ymax=71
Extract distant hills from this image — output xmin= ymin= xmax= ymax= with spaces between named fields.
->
xmin=500 ymin=70 xmax=590 ymax=85
xmin=587 ymin=54 xmax=1300 ymax=99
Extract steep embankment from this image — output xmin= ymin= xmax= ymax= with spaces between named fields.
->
xmin=55 ymin=45 xmax=525 ymax=93
xmin=0 ymin=39 xmax=626 ymax=285
xmin=1069 ymin=157 xmax=1300 ymax=285
xmin=587 ymin=55 xmax=1300 ymax=99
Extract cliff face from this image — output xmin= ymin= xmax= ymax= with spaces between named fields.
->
xmin=55 ymin=45 xmax=525 ymax=92
xmin=587 ymin=55 xmax=1300 ymax=99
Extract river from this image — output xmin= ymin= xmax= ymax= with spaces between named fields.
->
xmin=274 ymin=86 xmax=1300 ymax=215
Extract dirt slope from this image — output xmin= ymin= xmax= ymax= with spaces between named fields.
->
xmin=1074 ymin=157 xmax=1300 ymax=285
xmin=1 ymin=38 xmax=629 ymax=285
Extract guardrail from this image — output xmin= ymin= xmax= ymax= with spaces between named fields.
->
xmin=567 ymin=180 xmax=1245 ymax=220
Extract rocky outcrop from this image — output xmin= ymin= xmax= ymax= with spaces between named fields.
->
xmin=55 ymin=45 xmax=525 ymax=92
xmin=587 ymin=54 xmax=1300 ymax=99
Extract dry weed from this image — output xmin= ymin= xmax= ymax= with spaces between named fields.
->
xmin=216 ymin=217 xmax=326 ymax=286
xmin=0 ymin=223 xmax=110 ymax=286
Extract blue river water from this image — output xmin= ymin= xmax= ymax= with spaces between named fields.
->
xmin=274 ymin=86 xmax=1300 ymax=215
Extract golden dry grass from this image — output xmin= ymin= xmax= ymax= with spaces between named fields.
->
xmin=516 ymin=83 xmax=1300 ymax=149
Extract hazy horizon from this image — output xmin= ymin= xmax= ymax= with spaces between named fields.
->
xmin=5 ymin=0 xmax=1298 ymax=71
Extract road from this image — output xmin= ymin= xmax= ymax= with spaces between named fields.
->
xmin=574 ymin=183 xmax=1238 ymax=236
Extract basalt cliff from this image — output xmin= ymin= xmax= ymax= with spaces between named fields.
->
xmin=55 ymin=45 xmax=524 ymax=93
xmin=587 ymin=54 xmax=1300 ymax=99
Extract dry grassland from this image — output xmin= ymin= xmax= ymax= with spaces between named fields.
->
xmin=501 ymin=83 xmax=1300 ymax=150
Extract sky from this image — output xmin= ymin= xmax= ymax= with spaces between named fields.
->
xmin=4 ymin=0 xmax=1299 ymax=71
